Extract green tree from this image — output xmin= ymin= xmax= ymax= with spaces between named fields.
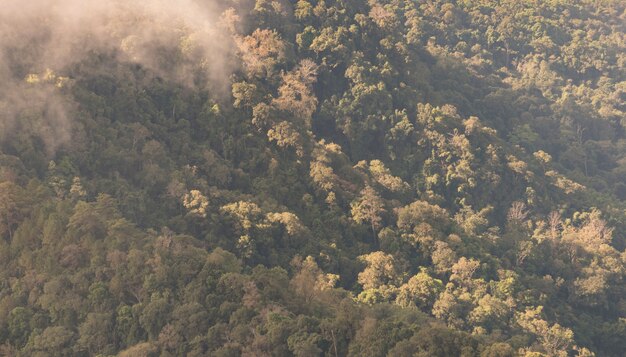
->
xmin=396 ymin=268 xmax=444 ymax=311
xmin=516 ymin=306 xmax=574 ymax=357
xmin=0 ymin=182 xmax=27 ymax=240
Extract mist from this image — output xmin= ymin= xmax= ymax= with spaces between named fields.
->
xmin=0 ymin=0 xmax=239 ymax=155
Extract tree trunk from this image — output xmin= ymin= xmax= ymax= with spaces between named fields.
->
xmin=331 ymin=329 xmax=339 ymax=357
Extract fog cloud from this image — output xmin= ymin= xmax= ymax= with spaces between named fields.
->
xmin=0 ymin=0 xmax=238 ymax=155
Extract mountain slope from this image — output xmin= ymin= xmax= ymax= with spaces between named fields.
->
xmin=0 ymin=1 xmax=625 ymax=356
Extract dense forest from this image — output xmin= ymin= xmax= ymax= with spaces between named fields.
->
xmin=0 ymin=0 xmax=625 ymax=356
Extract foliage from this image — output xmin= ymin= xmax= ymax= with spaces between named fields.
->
xmin=0 ymin=0 xmax=625 ymax=355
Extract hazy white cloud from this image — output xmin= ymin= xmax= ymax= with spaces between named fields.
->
xmin=0 ymin=0 xmax=239 ymax=155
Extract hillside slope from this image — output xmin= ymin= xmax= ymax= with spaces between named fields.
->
xmin=0 ymin=1 xmax=625 ymax=356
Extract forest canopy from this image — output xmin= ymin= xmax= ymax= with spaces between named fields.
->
xmin=0 ymin=0 xmax=625 ymax=356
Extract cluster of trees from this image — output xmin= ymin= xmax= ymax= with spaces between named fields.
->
xmin=0 ymin=0 xmax=624 ymax=355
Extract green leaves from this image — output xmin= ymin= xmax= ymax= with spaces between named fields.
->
xmin=0 ymin=1 xmax=623 ymax=356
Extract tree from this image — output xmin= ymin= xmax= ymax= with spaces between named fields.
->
xmin=396 ymin=268 xmax=444 ymax=311
xmin=368 ymin=160 xmax=409 ymax=193
xmin=267 ymin=121 xmax=304 ymax=156
xmin=118 ymin=342 xmax=157 ymax=357
xmin=7 ymin=307 xmax=32 ymax=348
xmin=481 ymin=343 xmax=515 ymax=357
xmin=69 ymin=176 xmax=86 ymax=199
xmin=67 ymin=194 xmax=120 ymax=239
xmin=507 ymin=201 xmax=529 ymax=223
xmin=232 ymin=81 xmax=261 ymax=109
xmin=236 ymin=28 xmax=286 ymax=78
xmin=182 ymin=190 xmax=209 ymax=218
xmin=516 ymin=306 xmax=574 ymax=357
xmin=387 ymin=326 xmax=477 ymax=357
xmin=468 ymin=294 xmax=511 ymax=331
xmin=77 ymin=312 xmax=115 ymax=355
xmin=351 ymin=185 xmax=385 ymax=239
xmin=30 ymin=326 xmax=75 ymax=356
xmin=0 ymin=181 xmax=27 ymax=240
xmin=358 ymin=252 xmax=398 ymax=290
xmin=273 ymin=59 xmax=318 ymax=125
xmin=450 ymin=257 xmax=481 ymax=286
xmin=139 ymin=294 xmax=171 ymax=341
xmin=169 ymin=302 xmax=209 ymax=342
xmin=431 ymin=241 xmax=458 ymax=274
xmin=396 ymin=200 xmax=452 ymax=248
xmin=290 ymin=256 xmax=339 ymax=304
